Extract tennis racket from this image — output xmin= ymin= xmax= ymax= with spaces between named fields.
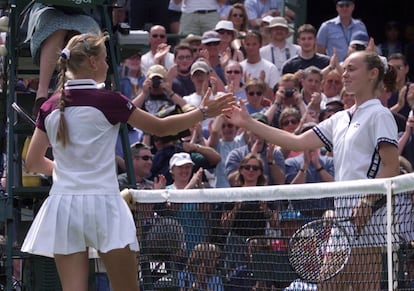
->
xmin=288 ymin=216 xmax=353 ymax=283
xmin=12 ymin=102 xmax=35 ymax=126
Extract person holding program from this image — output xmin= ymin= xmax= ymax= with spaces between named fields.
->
xmin=226 ymin=50 xmax=400 ymax=290
xmin=20 ymin=33 xmax=234 ymax=291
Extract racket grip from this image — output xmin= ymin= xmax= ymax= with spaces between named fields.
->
xmin=371 ymin=196 xmax=386 ymax=213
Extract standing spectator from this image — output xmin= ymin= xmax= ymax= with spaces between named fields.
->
xmin=260 ymin=17 xmax=300 ymax=73
xmin=240 ymin=30 xmax=280 ymax=95
xmin=170 ymin=43 xmax=196 ymax=97
xmin=282 ymin=24 xmax=330 ymax=74
xmin=376 ymin=21 xmax=404 ymax=59
xmin=316 ymin=0 xmax=368 ymax=62
xmin=244 ymin=0 xmax=295 ymax=30
xmin=168 ymin=0 xmax=182 ymax=34
xmin=141 ymin=25 xmax=175 ymax=75
xmin=201 ymin=30 xmax=227 ymax=85
xmin=132 ymin=65 xmax=187 ymax=116
xmin=387 ymin=53 xmax=413 ymax=119
xmin=129 ymin=0 xmax=170 ymax=31
xmin=177 ymin=0 xmax=220 ymax=36
xmin=227 ymin=3 xmax=249 ymax=34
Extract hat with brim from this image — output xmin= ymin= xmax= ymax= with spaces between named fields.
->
xmin=147 ymin=64 xmax=167 ymax=79
xmin=214 ymin=20 xmax=237 ymax=38
xmin=169 ymin=152 xmax=195 ymax=169
xmin=190 ymin=60 xmax=211 ymax=75
xmin=267 ymin=17 xmax=294 ymax=37
xmin=201 ymin=30 xmax=221 ymax=44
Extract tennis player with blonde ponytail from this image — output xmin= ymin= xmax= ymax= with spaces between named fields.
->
xmin=21 ymin=32 xmax=234 ymax=291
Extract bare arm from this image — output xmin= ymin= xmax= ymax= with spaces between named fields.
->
xmin=226 ymin=101 xmax=324 ymax=151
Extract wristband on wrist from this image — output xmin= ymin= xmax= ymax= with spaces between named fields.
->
xmin=198 ymin=106 xmax=208 ymax=120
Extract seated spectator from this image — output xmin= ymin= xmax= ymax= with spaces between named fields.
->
xmin=214 ymin=20 xmax=244 ymax=65
xmin=225 ymin=112 xmax=285 ymax=186
xmin=119 ymin=52 xmax=145 ymax=99
xmin=265 ymin=73 xmax=304 ymax=128
xmin=132 ymin=64 xmax=187 ymax=116
xmin=284 ymin=123 xmax=335 ymax=218
xmin=240 ymin=30 xmax=280 ymax=95
xmin=244 ymin=78 xmax=270 ymax=114
xmin=320 ymin=69 xmax=343 ymax=109
xmin=178 ymin=243 xmax=224 ymax=290
xmin=224 ymin=60 xmax=246 ymax=101
xmin=181 ymin=34 xmax=203 ymax=59
xmin=299 ymin=66 xmax=323 ymax=123
xmin=167 ymin=153 xmax=211 ymax=255
xmin=227 ymin=3 xmax=249 ymax=34
xmin=171 ymin=43 xmax=196 ymax=97
xmin=340 ymin=87 xmax=355 ymax=109
xmin=276 ymin=107 xmax=302 ymax=159
xmin=200 ymin=30 xmax=228 ymax=86
xmin=221 ymin=153 xmax=278 ymax=276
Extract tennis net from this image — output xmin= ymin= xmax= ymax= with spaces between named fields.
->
xmin=130 ymin=173 xmax=414 ymax=290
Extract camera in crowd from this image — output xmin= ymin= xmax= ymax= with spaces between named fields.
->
xmin=151 ymin=76 xmax=162 ymax=89
xmin=285 ymin=88 xmax=296 ymax=98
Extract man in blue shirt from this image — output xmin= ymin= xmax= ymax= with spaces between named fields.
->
xmin=316 ymin=0 xmax=368 ymax=62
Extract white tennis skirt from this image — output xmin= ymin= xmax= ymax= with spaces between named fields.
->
xmin=21 ymin=193 xmax=139 ymax=258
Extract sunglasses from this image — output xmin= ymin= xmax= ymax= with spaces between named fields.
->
xmin=326 ymin=79 xmax=342 ymax=85
xmin=281 ymin=119 xmax=299 ymax=127
xmin=205 ymin=41 xmax=220 ymax=46
xmin=217 ymin=29 xmax=233 ymax=35
xmin=135 ymin=155 xmax=153 ymax=161
xmin=232 ymin=13 xmax=244 ymax=18
xmin=222 ymin=123 xmax=234 ymax=129
xmin=177 ymin=55 xmax=192 ymax=61
xmin=241 ymin=165 xmax=261 ymax=171
xmin=247 ymin=91 xmax=263 ymax=97
xmin=226 ymin=70 xmax=241 ymax=75
xmin=151 ymin=34 xmax=166 ymax=39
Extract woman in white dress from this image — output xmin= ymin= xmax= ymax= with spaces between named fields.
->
xmin=226 ymin=50 xmax=400 ymax=290
xmin=21 ymin=32 xmax=234 ymax=291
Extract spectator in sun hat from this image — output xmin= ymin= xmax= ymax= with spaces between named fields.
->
xmin=215 ymin=20 xmax=245 ymax=64
xmin=260 ymin=16 xmax=301 ymax=72
xmin=201 ymin=30 xmax=227 ymax=85
xmin=316 ymin=0 xmax=368 ymax=61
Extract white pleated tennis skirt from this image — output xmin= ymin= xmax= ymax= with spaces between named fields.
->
xmin=21 ymin=193 xmax=139 ymax=258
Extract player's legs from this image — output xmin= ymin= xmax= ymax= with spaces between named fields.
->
xmin=54 ymin=251 xmax=89 ymax=291
xmin=99 ymin=246 xmax=140 ymax=291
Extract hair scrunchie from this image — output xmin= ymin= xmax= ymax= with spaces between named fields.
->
xmin=61 ymin=48 xmax=71 ymax=60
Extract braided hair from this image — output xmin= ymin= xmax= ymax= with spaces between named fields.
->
xmin=55 ymin=32 xmax=109 ymax=147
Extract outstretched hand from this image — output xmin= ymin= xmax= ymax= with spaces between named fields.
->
xmin=223 ymin=100 xmax=251 ymax=128
xmin=201 ymin=88 xmax=235 ymax=118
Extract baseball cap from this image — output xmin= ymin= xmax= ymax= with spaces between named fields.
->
xmin=251 ymin=112 xmax=268 ymax=125
xmin=169 ymin=152 xmax=195 ymax=169
xmin=350 ymin=31 xmax=369 ymax=46
xmin=190 ymin=60 xmax=211 ymax=75
xmin=201 ymin=30 xmax=221 ymax=44
xmin=261 ymin=15 xmax=274 ymax=25
xmin=147 ymin=64 xmax=167 ymax=79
